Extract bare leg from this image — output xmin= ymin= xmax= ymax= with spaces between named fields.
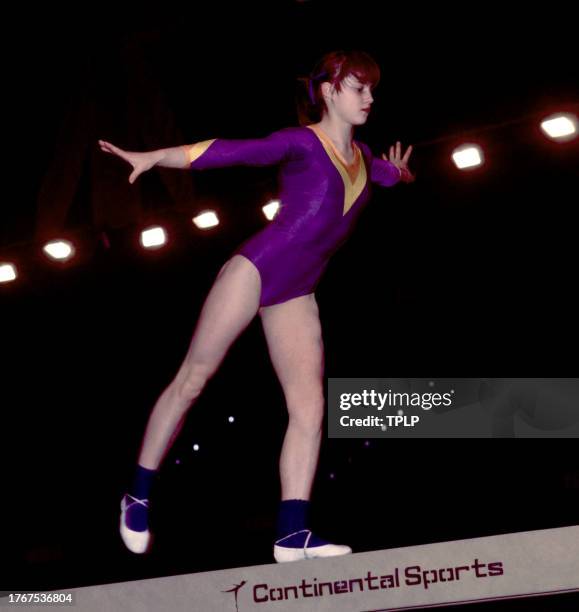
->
xmin=259 ymin=294 xmax=325 ymax=500
xmin=137 ymin=255 xmax=261 ymax=470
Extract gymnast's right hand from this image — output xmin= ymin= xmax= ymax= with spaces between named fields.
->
xmin=98 ymin=140 xmax=158 ymax=184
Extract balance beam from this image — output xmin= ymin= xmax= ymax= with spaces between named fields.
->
xmin=3 ymin=525 xmax=578 ymax=611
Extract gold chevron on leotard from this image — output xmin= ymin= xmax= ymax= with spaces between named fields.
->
xmin=307 ymin=125 xmax=367 ymax=216
xmin=183 ymin=139 xmax=217 ymax=164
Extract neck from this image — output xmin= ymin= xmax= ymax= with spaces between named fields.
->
xmin=315 ymin=115 xmax=354 ymax=153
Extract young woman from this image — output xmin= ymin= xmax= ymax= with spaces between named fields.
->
xmin=99 ymin=49 xmax=414 ymax=562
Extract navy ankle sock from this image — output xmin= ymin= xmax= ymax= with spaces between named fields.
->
xmin=277 ymin=499 xmax=329 ymax=548
xmin=130 ymin=465 xmax=157 ymax=500
xmin=276 ymin=499 xmax=309 ymax=539
xmin=275 ymin=499 xmax=329 ymax=548
xmin=124 ymin=465 xmax=157 ymax=532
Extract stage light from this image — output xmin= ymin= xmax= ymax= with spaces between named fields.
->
xmin=193 ymin=444 xmax=200 ymax=451
xmin=228 ymin=416 xmax=235 ymax=423
xmin=140 ymin=226 xmax=167 ymax=249
xmin=452 ymin=144 xmax=484 ymax=170
xmin=0 ymin=262 xmax=17 ymax=283
xmin=193 ymin=210 xmax=219 ymax=229
xmin=42 ymin=239 xmax=75 ymax=261
xmin=262 ymin=200 xmax=280 ymax=220
xmin=540 ymin=113 xmax=577 ymax=141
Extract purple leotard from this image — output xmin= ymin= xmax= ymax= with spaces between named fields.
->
xmin=186 ymin=125 xmax=401 ymax=307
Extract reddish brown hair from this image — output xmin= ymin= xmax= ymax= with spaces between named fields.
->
xmin=297 ymin=50 xmax=380 ymax=126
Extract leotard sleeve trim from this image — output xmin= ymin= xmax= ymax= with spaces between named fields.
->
xmin=183 ymin=139 xmax=217 ymax=165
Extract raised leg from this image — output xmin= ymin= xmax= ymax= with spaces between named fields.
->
xmin=138 ymin=255 xmax=261 ymax=469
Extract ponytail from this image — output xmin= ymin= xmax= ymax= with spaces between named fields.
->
xmin=295 ymin=70 xmax=329 ymax=126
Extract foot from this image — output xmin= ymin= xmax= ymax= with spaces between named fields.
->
xmin=273 ymin=529 xmax=352 ymax=563
xmin=120 ymin=494 xmax=152 ymax=554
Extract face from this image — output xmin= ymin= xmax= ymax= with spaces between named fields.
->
xmin=322 ymin=74 xmax=374 ymax=125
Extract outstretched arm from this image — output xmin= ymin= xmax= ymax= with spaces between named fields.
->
xmin=99 ymin=129 xmax=296 ymax=184
xmin=98 ymin=140 xmax=189 ymax=184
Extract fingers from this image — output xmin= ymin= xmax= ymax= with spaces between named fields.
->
xmin=99 ymin=139 xmax=138 ymax=183
xmin=98 ymin=139 xmax=127 ymax=160
xmin=388 ymin=142 xmax=403 ymax=162
xmin=383 ymin=141 xmax=416 ymax=183
xmin=386 ymin=141 xmax=414 ymax=162
xmin=98 ymin=139 xmax=116 ymax=153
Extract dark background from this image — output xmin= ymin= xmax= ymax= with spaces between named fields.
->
xmin=2 ymin=1 xmax=578 ymax=609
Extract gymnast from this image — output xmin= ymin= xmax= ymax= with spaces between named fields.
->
xmin=99 ymin=49 xmax=415 ymax=562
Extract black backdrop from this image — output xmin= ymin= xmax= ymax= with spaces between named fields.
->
xmin=2 ymin=2 xmax=578 ymax=608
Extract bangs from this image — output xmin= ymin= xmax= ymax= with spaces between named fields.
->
xmin=339 ymin=51 xmax=381 ymax=89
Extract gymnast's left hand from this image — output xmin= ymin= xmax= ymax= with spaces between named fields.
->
xmin=383 ymin=142 xmax=415 ymax=183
